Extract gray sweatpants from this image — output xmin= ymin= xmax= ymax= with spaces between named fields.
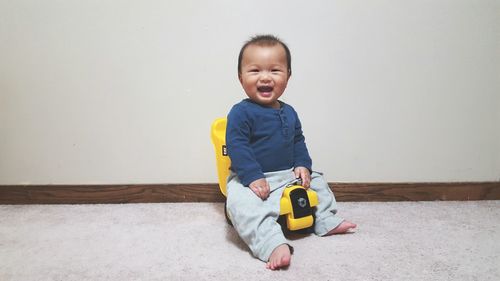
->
xmin=226 ymin=168 xmax=344 ymax=262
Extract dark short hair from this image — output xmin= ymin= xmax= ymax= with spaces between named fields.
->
xmin=237 ymin=34 xmax=292 ymax=76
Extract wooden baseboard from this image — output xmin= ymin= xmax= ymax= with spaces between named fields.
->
xmin=331 ymin=182 xmax=500 ymax=201
xmin=0 ymin=182 xmax=499 ymax=204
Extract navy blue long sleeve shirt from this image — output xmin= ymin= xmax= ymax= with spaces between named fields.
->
xmin=226 ymin=99 xmax=312 ymax=186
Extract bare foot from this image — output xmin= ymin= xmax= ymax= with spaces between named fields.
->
xmin=325 ymin=220 xmax=357 ymax=235
xmin=266 ymin=244 xmax=291 ymax=270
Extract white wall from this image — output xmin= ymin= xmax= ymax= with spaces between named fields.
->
xmin=0 ymin=0 xmax=498 ymax=184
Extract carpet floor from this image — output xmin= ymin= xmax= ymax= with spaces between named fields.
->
xmin=0 ymin=201 xmax=499 ymax=281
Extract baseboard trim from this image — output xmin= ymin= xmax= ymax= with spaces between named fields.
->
xmin=1 ymin=182 xmax=499 ymax=204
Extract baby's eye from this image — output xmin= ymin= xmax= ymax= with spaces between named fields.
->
xmin=249 ymin=69 xmax=259 ymax=73
xmin=271 ymin=69 xmax=282 ymax=72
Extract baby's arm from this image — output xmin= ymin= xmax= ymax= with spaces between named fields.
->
xmin=292 ymin=109 xmax=312 ymax=188
xmin=226 ymin=105 xmax=268 ymax=199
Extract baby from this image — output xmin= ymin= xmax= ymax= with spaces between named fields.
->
xmin=226 ymin=34 xmax=356 ymax=270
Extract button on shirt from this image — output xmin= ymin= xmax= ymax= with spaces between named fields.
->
xmin=226 ymin=99 xmax=312 ymax=186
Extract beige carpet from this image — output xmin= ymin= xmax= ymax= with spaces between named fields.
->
xmin=1 ymin=201 xmax=499 ymax=281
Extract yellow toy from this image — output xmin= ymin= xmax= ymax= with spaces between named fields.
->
xmin=210 ymin=117 xmax=318 ymax=231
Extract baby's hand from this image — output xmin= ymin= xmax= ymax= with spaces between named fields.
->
xmin=294 ymin=166 xmax=311 ymax=189
xmin=249 ymin=178 xmax=270 ymax=200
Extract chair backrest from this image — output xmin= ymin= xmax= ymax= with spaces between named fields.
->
xmin=210 ymin=117 xmax=230 ymax=196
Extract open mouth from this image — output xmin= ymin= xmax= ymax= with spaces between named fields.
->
xmin=257 ymin=86 xmax=273 ymax=93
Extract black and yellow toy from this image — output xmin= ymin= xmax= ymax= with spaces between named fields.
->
xmin=210 ymin=117 xmax=318 ymax=231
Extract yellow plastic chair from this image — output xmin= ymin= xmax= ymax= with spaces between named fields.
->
xmin=210 ymin=117 xmax=318 ymax=231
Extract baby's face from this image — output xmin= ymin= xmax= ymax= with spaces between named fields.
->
xmin=239 ymin=44 xmax=290 ymax=109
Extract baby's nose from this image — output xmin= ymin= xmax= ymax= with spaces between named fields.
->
xmin=259 ymin=71 xmax=271 ymax=81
